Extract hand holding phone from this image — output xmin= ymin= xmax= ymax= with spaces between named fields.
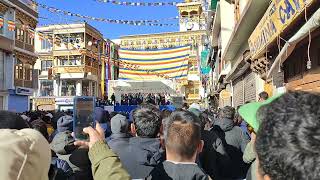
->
xmin=73 ymin=96 xmax=95 ymax=140
xmin=74 ymin=122 xmax=105 ymax=149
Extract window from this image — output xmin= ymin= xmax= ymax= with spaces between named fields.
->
xmin=82 ymin=81 xmax=90 ymax=96
xmin=40 ymin=80 xmax=53 ymax=96
xmin=25 ymin=67 xmax=32 ymax=81
xmin=92 ymin=82 xmax=96 ymax=96
xmin=41 ymin=60 xmax=52 ymax=71
xmin=16 ymin=20 xmax=24 ymax=41
xmin=26 ymin=28 xmax=34 ymax=45
xmin=41 ymin=39 xmax=52 ymax=50
xmin=61 ymin=80 xmax=76 ymax=96
xmin=60 ymin=58 xmax=68 ymax=66
xmin=59 ymin=56 xmax=81 ymax=66
xmin=15 ymin=59 xmax=24 ymax=79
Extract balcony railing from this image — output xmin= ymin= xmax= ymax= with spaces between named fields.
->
xmin=14 ymin=79 xmax=33 ymax=88
xmin=15 ymin=39 xmax=34 ymax=52
xmin=53 ymin=65 xmax=98 ymax=76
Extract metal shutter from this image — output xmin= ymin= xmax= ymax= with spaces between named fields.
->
xmin=244 ymin=72 xmax=256 ymax=103
xmin=233 ymin=77 xmax=244 ymax=108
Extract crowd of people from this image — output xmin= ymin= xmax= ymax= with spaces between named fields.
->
xmin=0 ymin=90 xmax=319 ymax=180
xmin=120 ymin=93 xmax=171 ymax=106
xmin=96 ymin=93 xmax=172 ymax=106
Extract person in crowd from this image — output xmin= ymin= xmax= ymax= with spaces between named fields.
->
xmin=49 ymin=111 xmax=65 ymax=142
xmin=115 ymin=105 xmax=164 ymax=179
xmin=51 ymin=130 xmax=93 ymax=179
xmin=57 ymin=113 xmax=73 ymax=133
xmin=253 ymin=91 xmax=320 ymax=180
xmin=0 ymin=129 xmax=51 ymax=180
xmin=234 ymin=106 xmax=251 ymax=138
xmin=258 ymin=91 xmax=269 ymax=102
xmin=31 ymin=119 xmax=49 ymax=141
xmin=111 ymin=93 xmax=116 ymax=105
xmin=238 ymin=93 xmax=278 ymax=180
xmin=147 ymin=111 xmax=210 ymax=180
xmin=107 ymin=114 xmax=131 ymax=153
xmin=0 ymin=110 xmax=29 ymax=129
xmin=21 ymin=113 xmax=31 ymax=122
xmin=182 ymin=102 xmax=189 ymax=111
xmin=74 ymin=122 xmax=131 ymax=180
xmin=43 ymin=113 xmax=55 ymax=136
xmin=199 ymin=111 xmax=229 ymax=179
xmin=212 ymin=106 xmax=250 ymax=179
xmin=95 ymin=107 xmax=111 ymax=138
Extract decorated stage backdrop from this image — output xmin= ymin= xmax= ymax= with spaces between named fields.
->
xmin=119 ymin=46 xmax=190 ymax=81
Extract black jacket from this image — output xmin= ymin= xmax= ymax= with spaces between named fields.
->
xmin=110 ymin=136 xmax=164 ymax=179
xmin=147 ymin=161 xmax=210 ymax=180
xmin=107 ymin=133 xmax=131 ymax=156
xmin=199 ymin=129 xmax=229 ymax=179
xmin=212 ymin=118 xmax=250 ymax=179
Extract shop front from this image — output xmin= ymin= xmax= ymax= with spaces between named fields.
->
xmin=33 ymin=97 xmax=55 ymax=111
xmin=8 ymin=87 xmax=33 ymax=112
xmin=55 ymin=97 xmax=74 ymax=111
xmin=248 ymin=0 xmax=320 ymax=93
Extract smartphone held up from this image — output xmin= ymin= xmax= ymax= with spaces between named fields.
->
xmin=73 ymin=96 xmax=95 ymax=141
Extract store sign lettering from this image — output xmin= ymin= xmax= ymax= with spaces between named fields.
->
xmin=248 ymin=0 xmax=315 ymax=59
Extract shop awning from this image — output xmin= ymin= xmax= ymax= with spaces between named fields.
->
xmin=267 ymin=7 xmax=320 ymax=79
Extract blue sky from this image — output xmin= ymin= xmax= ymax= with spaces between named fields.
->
xmin=37 ymin=0 xmax=180 ymax=39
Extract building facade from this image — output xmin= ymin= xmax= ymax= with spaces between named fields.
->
xmin=248 ymin=0 xmax=320 ymax=94
xmin=205 ymin=0 xmax=270 ymax=108
xmin=207 ymin=0 xmax=320 ymax=110
xmin=0 ymin=0 xmax=38 ymax=112
xmin=33 ymin=23 xmax=118 ymax=111
xmin=119 ymin=0 xmax=206 ymax=104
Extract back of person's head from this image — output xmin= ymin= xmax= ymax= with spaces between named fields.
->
xmin=256 ymin=91 xmax=320 ymax=180
xmin=132 ymin=105 xmax=161 ymax=138
xmin=0 ymin=129 xmax=51 ymax=179
xmin=161 ymin=109 xmax=172 ymax=120
xmin=219 ymin=106 xmax=235 ymax=120
xmin=111 ymin=114 xmax=128 ymax=134
xmin=199 ymin=112 xmax=212 ymax=130
xmin=95 ymin=107 xmax=108 ymax=124
xmin=31 ymin=120 xmax=49 ymax=141
xmin=0 ymin=111 xmax=29 ymax=129
xmin=258 ymin=91 xmax=269 ymax=102
xmin=164 ymin=111 xmax=203 ymax=161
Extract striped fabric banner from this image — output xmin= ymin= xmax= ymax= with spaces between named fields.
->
xmin=119 ymin=46 xmax=190 ymax=81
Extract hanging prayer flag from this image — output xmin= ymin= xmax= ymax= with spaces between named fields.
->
xmin=0 ymin=17 xmax=3 ymax=28
xmin=7 ymin=21 xmax=15 ymax=31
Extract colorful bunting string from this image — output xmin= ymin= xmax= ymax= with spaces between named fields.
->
xmin=94 ymin=0 xmax=181 ymax=6
xmin=32 ymin=1 xmax=179 ymax=26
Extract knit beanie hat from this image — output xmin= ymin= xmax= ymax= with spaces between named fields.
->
xmin=111 ymin=114 xmax=128 ymax=134
xmin=57 ymin=115 xmax=73 ymax=132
